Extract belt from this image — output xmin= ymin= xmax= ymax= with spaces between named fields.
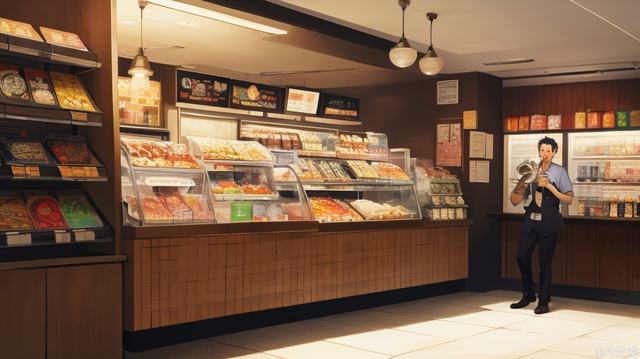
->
xmin=530 ymin=212 xmax=542 ymax=221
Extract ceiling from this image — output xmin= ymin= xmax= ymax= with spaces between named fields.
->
xmin=117 ymin=0 xmax=640 ymax=88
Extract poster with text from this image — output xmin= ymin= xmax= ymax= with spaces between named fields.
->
xmin=436 ymin=122 xmax=462 ymax=167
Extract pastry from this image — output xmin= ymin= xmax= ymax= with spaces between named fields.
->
xmin=182 ymin=194 xmax=213 ymax=221
xmin=370 ymin=162 xmax=410 ymax=180
xmin=0 ymin=64 xmax=31 ymax=101
xmin=1 ymin=137 xmax=50 ymax=164
xmin=349 ymin=199 xmax=413 ymax=220
xmin=47 ymin=139 xmax=100 ymax=165
xmin=158 ymin=189 xmax=192 ymax=220
xmin=309 ymin=197 xmax=361 ymax=222
xmin=57 ymin=194 xmax=104 ymax=229
xmin=50 ymin=71 xmax=96 ymax=112
xmin=122 ymin=139 xmax=200 ymax=168
xmin=24 ymin=68 xmax=57 ymax=106
xmin=26 ymin=194 xmax=69 ymax=229
xmin=39 ymin=26 xmax=88 ymax=51
xmin=0 ymin=196 xmax=34 ymax=230
xmin=0 ymin=17 xmax=43 ymax=41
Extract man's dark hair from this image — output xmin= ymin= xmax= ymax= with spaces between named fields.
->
xmin=538 ymin=136 xmax=558 ymax=152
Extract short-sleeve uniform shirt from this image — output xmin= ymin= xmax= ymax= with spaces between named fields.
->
xmin=523 ymin=162 xmax=573 ymax=207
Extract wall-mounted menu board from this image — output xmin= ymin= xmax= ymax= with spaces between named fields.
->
xmin=320 ymin=93 xmax=359 ymax=119
xmin=230 ymin=80 xmax=283 ymax=112
xmin=177 ymin=70 xmax=230 ymax=108
xmin=285 ymin=87 xmax=320 ymax=115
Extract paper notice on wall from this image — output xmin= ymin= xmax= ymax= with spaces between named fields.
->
xmin=469 ymin=160 xmax=490 ymax=183
xmin=437 ymin=123 xmax=450 ymax=142
xmin=469 ymin=131 xmax=486 ymax=158
xmin=485 ymin=134 xmax=494 ymax=159
xmin=436 ymin=122 xmax=462 ymax=167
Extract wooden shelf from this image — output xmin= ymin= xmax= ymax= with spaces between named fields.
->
xmin=0 ymin=103 xmax=102 ymax=127
xmin=0 ymin=33 xmax=101 ymax=70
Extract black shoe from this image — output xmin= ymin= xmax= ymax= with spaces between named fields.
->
xmin=534 ymin=302 xmax=549 ymax=314
xmin=510 ymin=295 xmax=536 ymax=309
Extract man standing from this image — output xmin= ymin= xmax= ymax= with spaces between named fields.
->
xmin=509 ymin=137 xmax=574 ymax=314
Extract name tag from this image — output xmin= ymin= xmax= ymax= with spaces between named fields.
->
xmin=530 ymin=212 xmax=542 ymax=221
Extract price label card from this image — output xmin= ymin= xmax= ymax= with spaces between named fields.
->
xmin=11 ymin=166 xmax=26 ymax=177
xmin=58 ymin=166 xmax=74 ymax=177
xmin=55 ymin=231 xmax=71 ymax=243
xmin=71 ymin=167 xmax=87 ymax=177
xmin=70 ymin=111 xmax=88 ymax=121
xmin=74 ymin=230 xmax=95 ymax=241
xmin=6 ymin=233 xmax=32 ymax=246
xmin=25 ymin=166 xmax=40 ymax=177
xmin=84 ymin=166 xmax=99 ymax=177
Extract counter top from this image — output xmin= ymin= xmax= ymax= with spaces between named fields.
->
xmin=122 ymin=219 xmax=474 ymax=239
xmin=0 ymin=255 xmax=127 ymax=271
xmin=487 ymin=212 xmax=640 ymax=224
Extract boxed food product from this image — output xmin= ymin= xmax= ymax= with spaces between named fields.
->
xmin=505 ymin=117 xmax=519 ymax=132
xmin=587 ymin=112 xmax=602 ymax=128
xmin=547 ymin=115 xmax=562 ymax=130
xmin=0 ymin=196 xmax=34 ymax=231
xmin=574 ymin=112 xmax=586 ymax=129
xmin=24 ymin=69 xmax=58 ymax=106
xmin=39 ymin=27 xmax=88 ymax=51
xmin=0 ymin=63 xmax=31 ymax=102
xmin=57 ymin=194 xmax=104 ymax=229
xmin=182 ymin=194 xmax=213 ymax=221
xmin=630 ymin=110 xmax=640 ymax=127
xmin=50 ymin=71 xmax=96 ymax=112
xmin=616 ymin=111 xmax=630 ymax=128
xmin=280 ymin=202 xmax=304 ymax=220
xmin=370 ymin=162 xmax=410 ymax=181
xmin=603 ymin=111 xmax=616 ymax=128
xmin=26 ymin=194 xmax=69 ymax=229
xmin=46 ymin=138 xmax=100 ymax=166
xmin=0 ymin=137 xmax=50 ymax=164
xmin=0 ymin=17 xmax=43 ymax=41
xmin=518 ymin=116 xmax=530 ymax=131
xmin=530 ymin=115 xmax=548 ymax=131
xmin=273 ymin=167 xmax=295 ymax=182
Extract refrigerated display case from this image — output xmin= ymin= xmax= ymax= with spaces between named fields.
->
xmin=567 ymin=131 xmax=640 ymax=218
xmin=184 ymin=136 xmax=310 ymax=223
xmin=239 ymin=120 xmax=337 ymax=158
xmin=121 ymin=139 xmax=215 ymax=225
xmin=502 ymin=133 xmax=564 ymax=213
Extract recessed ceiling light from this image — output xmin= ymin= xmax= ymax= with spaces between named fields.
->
xmin=119 ymin=20 xmax=137 ymax=26
xmin=484 ymin=58 xmax=535 ymax=66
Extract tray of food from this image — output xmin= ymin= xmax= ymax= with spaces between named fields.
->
xmin=0 ymin=136 xmax=51 ymax=165
xmin=26 ymin=194 xmax=69 ymax=229
xmin=370 ymin=162 xmax=410 ymax=181
xmin=122 ymin=139 xmax=201 ymax=169
xmin=349 ymin=199 xmax=414 ymax=220
xmin=0 ymin=63 xmax=32 ymax=102
xmin=0 ymin=195 xmax=35 ymax=231
xmin=57 ymin=193 xmax=104 ymax=229
xmin=24 ymin=68 xmax=58 ymax=107
xmin=46 ymin=137 xmax=101 ymax=166
xmin=49 ymin=71 xmax=96 ymax=112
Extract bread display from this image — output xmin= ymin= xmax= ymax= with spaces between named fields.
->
xmin=0 ymin=196 xmax=35 ymax=231
xmin=122 ymin=139 xmax=200 ymax=168
xmin=349 ymin=199 xmax=414 ymax=220
xmin=309 ymin=197 xmax=362 ymax=222
xmin=370 ymin=162 xmax=410 ymax=181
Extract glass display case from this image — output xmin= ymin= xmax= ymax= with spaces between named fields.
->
xmin=121 ymin=139 xmax=215 ymax=225
xmin=184 ymin=136 xmax=311 ymax=223
xmin=414 ymin=166 xmax=467 ymax=220
xmin=118 ymin=76 xmax=161 ymax=127
xmin=240 ymin=120 xmax=337 ymax=158
xmin=567 ymin=131 xmax=640 ymax=218
xmin=503 ymin=133 xmax=563 ymax=213
xmin=290 ymin=157 xmax=420 ymax=222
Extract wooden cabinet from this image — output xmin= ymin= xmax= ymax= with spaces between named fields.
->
xmin=0 ymin=256 xmax=125 ymax=359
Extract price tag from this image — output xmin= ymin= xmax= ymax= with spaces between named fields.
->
xmin=71 ymin=167 xmax=87 ymax=177
xmin=84 ymin=166 xmax=99 ymax=177
xmin=55 ymin=231 xmax=71 ymax=243
xmin=70 ymin=111 xmax=88 ymax=122
xmin=6 ymin=233 xmax=32 ymax=246
xmin=58 ymin=166 xmax=74 ymax=177
xmin=25 ymin=166 xmax=40 ymax=177
xmin=74 ymin=230 xmax=95 ymax=241
xmin=11 ymin=166 xmax=26 ymax=177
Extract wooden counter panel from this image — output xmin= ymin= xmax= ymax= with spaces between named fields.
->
xmin=122 ymin=221 xmax=319 ymax=239
xmin=123 ymin=226 xmax=469 ymax=331
xmin=566 ymin=224 xmax=598 ymax=287
xmin=598 ymin=224 xmax=632 ymax=291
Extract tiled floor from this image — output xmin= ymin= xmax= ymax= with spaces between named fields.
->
xmin=126 ymin=290 xmax=640 ymax=359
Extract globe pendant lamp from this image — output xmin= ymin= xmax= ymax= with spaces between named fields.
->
xmin=419 ymin=12 xmax=444 ymax=76
xmin=389 ymin=0 xmax=417 ymax=68
xmin=128 ymin=0 xmax=154 ymax=91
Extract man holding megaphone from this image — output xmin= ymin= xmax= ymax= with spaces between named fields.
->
xmin=509 ymin=136 xmax=574 ymax=314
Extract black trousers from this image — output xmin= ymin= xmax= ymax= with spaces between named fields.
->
xmin=516 ymin=220 xmax=559 ymax=304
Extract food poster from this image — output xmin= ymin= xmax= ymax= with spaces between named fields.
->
xmin=26 ymin=194 xmax=69 ymax=230
xmin=230 ymin=80 xmax=283 ymax=112
xmin=436 ymin=122 xmax=462 ymax=167
xmin=57 ymin=194 xmax=104 ymax=229
xmin=320 ymin=93 xmax=359 ymax=118
xmin=24 ymin=68 xmax=58 ymax=106
xmin=177 ymin=70 xmax=229 ymax=108
xmin=0 ymin=63 xmax=32 ymax=102
xmin=0 ymin=196 xmax=35 ymax=231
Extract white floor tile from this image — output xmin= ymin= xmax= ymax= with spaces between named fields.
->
xmin=585 ymin=325 xmax=640 ymax=345
xmin=520 ymin=349 xmax=593 ymax=358
xmin=322 ymin=309 xmax=418 ymax=330
xmin=505 ymin=316 xmax=607 ymax=339
xmin=441 ymin=309 xmax=532 ymax=328
xmin=326 ymin=328 xmax=446 ymax=356
xmin=265 ymin=340 xmax=389 ymax=359
xmin=272 ymin=318 xmax=371 ymax=340
xmin=211 ymin=327 xmax=314 ymax=353
xmin=548 ymin=336 xmax=639 ymax=358
xmin=377 ymin=299 xmax=483 ymax=320
xmin=394 ymin=319 xmax=493 ymax=339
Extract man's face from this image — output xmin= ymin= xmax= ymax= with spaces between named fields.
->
xmin=539 ymin=144 xmax=556 ymax=163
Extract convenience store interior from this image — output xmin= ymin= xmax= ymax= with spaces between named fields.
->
xmin=0 ymin=0 xmax=639 ymax=358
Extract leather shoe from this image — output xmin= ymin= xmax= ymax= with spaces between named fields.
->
xmin=534 ymin=302 xmax=549 ymax=314
xmin=510 ymin=295 xmax=536 ymax=309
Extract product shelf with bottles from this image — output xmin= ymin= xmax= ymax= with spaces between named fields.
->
xmin=413 ymin=165 xmax=467 ymax=221
xmin=568 ymin=131 xmax=640 ymax=219
xmin=184 ymin=136 xmax=311 ymax=223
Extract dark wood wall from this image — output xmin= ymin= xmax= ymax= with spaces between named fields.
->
xmin=503 ymin=79 xmax=640 ymax=128
xmin=334 ymin=72 xmax=504 ymax=290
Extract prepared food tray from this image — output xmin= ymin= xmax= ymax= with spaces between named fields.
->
xmin=49 ymin=71 xmax=96 ymax=112
xmin=371 ymin=162 xmax=410 ymax=181
xmin=211 ymin=178 xmax=241 ymax=194
xmin=125 ymin=194 xmax=173 ymax=222
xmin=0 ymin=196 xmax=35 ymax=231
xmin=26 ymin=194 xmax=69 ymax=230
xmin=346 ymin=160 xmax=379 ymax=179
xmin=122 ymin=139 xmax=200 ymax=168
xmin=309 ymin=197 xmax=362 ymax=222
xmin=349 ymin=199 xmax=414 ymax=220
xmin=182 ymin=194 xmax=214 ymax=221
xmin=46 ymin=138 xmax=101 ymax=166
xmin=157 ymin=188 xmax=192 ymax=220
xmin=187 ymin=137 xmax=272 ymax=162
xmin=293 ymin=158 xmax=323 ymax=180
xmin=430 ymin=207 xmax=466 ymax=220
xmin=24 ymin=69 xmax=58 ymax=107
xmin=0 ymin=137 xmax=51 ymax=164
xmin=337 ymin=133 xmax=369 ymax=155
xmin=273 ymin=167 xmax=296 ymax=182
xmin=39 ymin=27 xmax=88 ymax=51
xmin=0 ymin=17 xmax=43 ymax=41
xmin=0 ymin=63 xmax=32 ymax=102
xmin=57 ymin=193 xmax=104 ymax=229
xmin=431 ymin=195 xmax=465 ymax=206
xmin=429 ymin=182 xmax=459 ymax=194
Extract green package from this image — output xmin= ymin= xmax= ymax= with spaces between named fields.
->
xmin=230 ymin=202 xmax=253 ymax=222
xmin=616 ymin=111 xmax=629 ymax=128
xmin=58 ymin=194 xmax=104 ymax=229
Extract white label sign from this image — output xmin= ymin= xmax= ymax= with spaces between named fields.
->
xmin=437 ymin=80 xmax=459 ymax=105
xmin=285 ymin=88 xmax=320 ymax=114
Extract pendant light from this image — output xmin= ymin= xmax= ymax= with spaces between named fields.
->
xmin=128 ymin=0 xmax=154 ymax=91
xmin=389 ymin=0 xmax=417 ymax=68
xmin=419 ymin=12 xmax=444 ymax=76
